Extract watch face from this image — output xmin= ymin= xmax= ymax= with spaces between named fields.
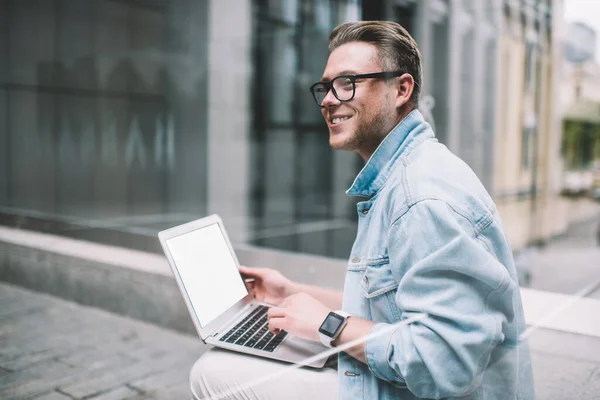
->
xmin=319 ymin=312 xmax=345 ymax=337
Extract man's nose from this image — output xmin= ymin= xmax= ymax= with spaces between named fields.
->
xmin=321 ymin=89 xmax=340 ymax=107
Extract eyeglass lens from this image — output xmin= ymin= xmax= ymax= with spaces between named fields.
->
xmin=313 ymin=76 xmax=354 ymax=105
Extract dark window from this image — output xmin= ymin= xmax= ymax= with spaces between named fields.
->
xmin=0 ymin=0 xmax=209 ymax=249
xmin=250 ymin=0 xmax=360 ymax=257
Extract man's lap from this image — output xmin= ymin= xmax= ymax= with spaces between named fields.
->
xmin=190 ymin=348 xmax=338 ymax=400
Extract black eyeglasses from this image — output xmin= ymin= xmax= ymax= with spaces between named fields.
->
xmin=309 ymin=71 xmax=404 ymax=107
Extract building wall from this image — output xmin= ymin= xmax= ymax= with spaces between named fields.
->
xmin=2 ymin=0 xmax=592 ymax=257
xmin=491 ymin=0 xmax=576 ymax=249
xmin=0 ymin=0 xmax=365 ymax=258
xmin=206 ymin=0 xmax=251 ymax=242
xmin=395 ymin=0 xmax=573 ymax=249
xmin=410 ymin=0 xmax=498 ymax=193
xmin=494 ymin=35 xmax=527 ymax=199
xmin=0 ymin=0 xmax=210 ymax=220
xmin=563 ymin=62 xmax=600 ymax=105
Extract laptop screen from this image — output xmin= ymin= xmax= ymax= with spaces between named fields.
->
xmin=166 ymin=222 xmax=248 ymax=327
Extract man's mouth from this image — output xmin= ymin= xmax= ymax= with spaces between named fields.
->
xmin=330 ymin=116 xmax=352 ymax=125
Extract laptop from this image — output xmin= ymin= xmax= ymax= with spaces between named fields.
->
xmin=158 ymin=214 xmax=329 ymax=368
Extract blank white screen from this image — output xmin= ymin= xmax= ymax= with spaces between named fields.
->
xmin=166 ymin=223 xmax=248 ymax=327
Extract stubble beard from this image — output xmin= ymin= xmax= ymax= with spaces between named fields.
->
xmin=329 ymin=102 xmax=392 ymax=154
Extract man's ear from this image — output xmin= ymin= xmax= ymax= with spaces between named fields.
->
xmin=395 ymin=73 xmax=414 ymax=108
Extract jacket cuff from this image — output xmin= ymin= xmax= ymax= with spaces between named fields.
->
xmin=364 ymin=322 xmax=407 ymax=385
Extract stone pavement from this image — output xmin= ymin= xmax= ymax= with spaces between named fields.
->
xmin=528 ymin=327 xmax=600 ymax=400
xmin=528 ymin=216 xmax=600 ymax=296
xmin=1 ymin=215 xmax=600 ymax=399
xmin=2 ymin=283 xmax=600 ymax=400
xmin=0 ymin=282 xmax=206 ymax=400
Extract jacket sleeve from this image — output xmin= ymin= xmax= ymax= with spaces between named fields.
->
xmin=364 ymin=199 xmax=517 ymax=399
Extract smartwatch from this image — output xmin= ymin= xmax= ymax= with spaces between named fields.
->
xmin=318 ymin=310 xmax=351 ymax=348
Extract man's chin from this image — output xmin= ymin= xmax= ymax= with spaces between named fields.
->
xmin=329 ymin=132 xmax=355 ymax=151
xmin=329 ymin=138 xmax=351 ymax=151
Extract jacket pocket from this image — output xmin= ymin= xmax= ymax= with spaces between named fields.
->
xmin=359 ymin=257 xmax=401 ymax=321
xmin=359 ymin=257 xmax=398 ymax=298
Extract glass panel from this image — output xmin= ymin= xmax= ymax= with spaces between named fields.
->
xmin=250 ymin=0 xmax=360 ymax=257
xmin=1 ymin=0 xmax=208 ymax=238
xmin=0 ymin=90 xmax=7 ymax=207
xmin=0 ymin=1 xmax=8 ymax=83
xmin=430 ymin=16 xmax=450 ymax=145
xmin=1 ymin=0 xmax=366 ymax=258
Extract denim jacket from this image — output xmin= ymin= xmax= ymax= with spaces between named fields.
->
xmin=338 ymin=110 xmax=534 ymax=399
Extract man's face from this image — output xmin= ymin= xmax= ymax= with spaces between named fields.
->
xmin=320 ymin=41 xmax=400 ymax=158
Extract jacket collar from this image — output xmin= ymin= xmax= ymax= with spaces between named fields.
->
xmin=346 ymin=109 xmax=434 ymax=197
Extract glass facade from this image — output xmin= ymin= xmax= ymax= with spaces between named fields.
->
xmin=0 ymin=0 xmax=562 ymax=260
xmin=249 ymin=0 xmax=361 ymax=257
xmin=1 ymin=0 xmax=210 ymax=224
xmin=0 ymin=0 xmax=362 ymax=258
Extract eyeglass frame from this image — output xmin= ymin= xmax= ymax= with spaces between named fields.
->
xmin=309 ymin=70 xmax=405 ymax=107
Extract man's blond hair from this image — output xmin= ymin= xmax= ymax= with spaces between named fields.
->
xmin=329 ymin=21 xmax=422 ymax=106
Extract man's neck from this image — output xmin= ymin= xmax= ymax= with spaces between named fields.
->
xmin=358 ymin=105 xmax=416 ymax=161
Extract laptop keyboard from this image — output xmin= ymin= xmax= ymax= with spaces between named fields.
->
xmin=219 ymin=305 xmax=288 ymax=352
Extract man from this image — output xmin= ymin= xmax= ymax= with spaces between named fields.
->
xmin=190 ymin=21 xmax=534 ymax=399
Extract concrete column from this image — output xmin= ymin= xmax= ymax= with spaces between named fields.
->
xmin=540 ymin=0 xmax=566 ymax=237
xmin=548 ymin=0 xmax=565 ymax=196
xmin=414 ymin=1 xmax=432 ymax=96
xmin=0 ymin=89 xmax=6 ymax=207
xmin=415 ymin=0 xmax=448 ymax=102
xmin=485 ymin=0 xmax=504 ymax=197
xmin=446 ymin=0 xmax=472 ymax=155
xmin=470 ymin=2 xmax=498 ymax=190
xmin=469 ymin=2 xmax=487 ymax=184
xmin=534 ymin=3 xmax=549 ymax=199
xmin=0 ymin=0 xmax=7 ymax=207
xmin=207 ymin=0 xmax=252 ymax=242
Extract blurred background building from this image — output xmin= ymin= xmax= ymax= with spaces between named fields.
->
xmin=561 ymin=20 xmax=600 ymax=202
xmin=0 ymin=0 xmax=597 ymax=259
xmin=492 ymin=0 xmax=563 ymax=249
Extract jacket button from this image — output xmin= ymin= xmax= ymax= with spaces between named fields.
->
xmin=351 ymin=257 xmax=361 ymax=263
xmin=361 ymin=209 xmax=369 ymax=215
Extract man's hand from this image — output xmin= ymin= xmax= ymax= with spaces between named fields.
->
xmin=267 ymin=292 xmax=331 ymax=343
xmin=239 ymin=266 xmax=297 ymax=306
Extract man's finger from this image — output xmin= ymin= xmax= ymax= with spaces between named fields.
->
xmin=238 ymin=266 xmax=265 ymax=280
xmin=244 ymin=279 xmax=256 ymax=291
xmin=267 ymin=307 xmax=286 ymax=319
xmin=268 ymin=315 xmax=286 ymax=334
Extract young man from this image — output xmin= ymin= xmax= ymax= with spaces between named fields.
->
xmin=190 ymin=21 xmax=534 ymax=399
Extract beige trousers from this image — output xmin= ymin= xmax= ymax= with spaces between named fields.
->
xmin=190 ymin=348 xmax=338 ymax=400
